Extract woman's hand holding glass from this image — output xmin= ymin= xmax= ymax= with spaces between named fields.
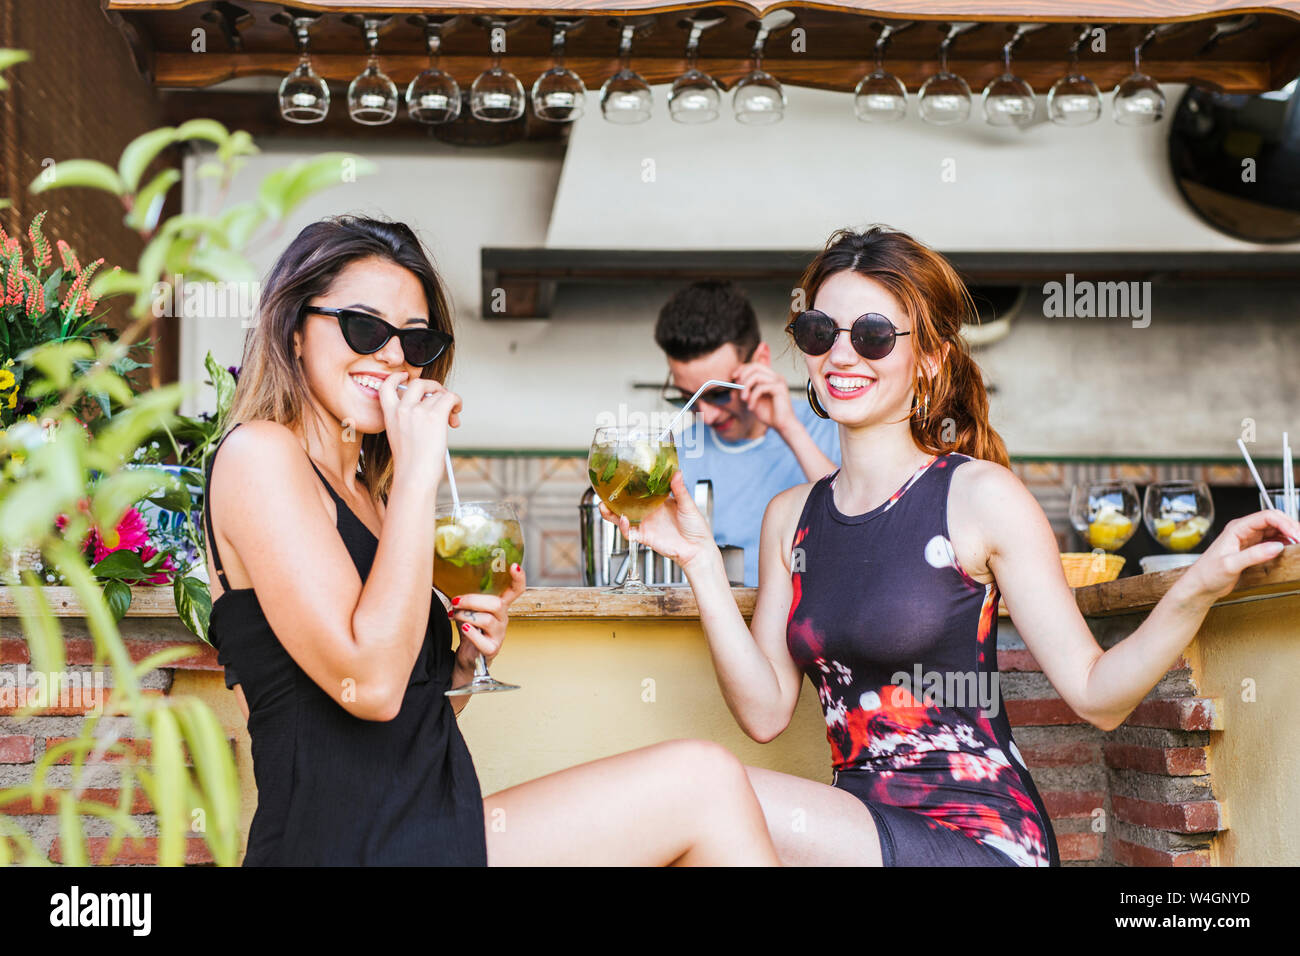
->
xmin=597 ymin=470 xmax=719 ymax=576
xmin=449 ymin=562 xmax=527 ymax=675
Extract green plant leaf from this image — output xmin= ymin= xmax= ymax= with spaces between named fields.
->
xmin=29 ymin=159 xmax=124 ymax=196
xmin=175 ymin=573 xmax=211 ymax=643
xmin=57 ymin=791 xmax=88 ymax=866
xmin=145 ymin=707 xmax=186 ymax=866
xmin=174 ymin=698 xmax=239 ymax=865
xmin=187 ymin=246 xmax=257 ymax=285
xmin=204 ymin=352 xmax=236 ymax=424
xmin=173 ymin=118 xmax=229 ymax=146
xmin=11 ymin=572 xmax=66 ymax=675
xmin=133 ymin=645 xmax=199 ymax=680
xmin=88 ymin=383 xmax=185 ymax=469
xmin=218 ymin=201 xmax=264 ymax=250
xmin=88 ymin=469 xmax=161 ymax=536
xmin=124 ymin=168 xmax=181 ymax=233
xmin=91 ymin=549 xmax=149 ymax=580
xmin=87 ymin=267 xmax=146 ymax=303
xmin=102 ymin=578 xmax=132 ymax=621
xmin=117 ymin=127 xmax=177 ymax=194
xmin=136 ymin=468 xmax=193 ymax=513
xmin=0 ymin=49 xmax=31 ymax=91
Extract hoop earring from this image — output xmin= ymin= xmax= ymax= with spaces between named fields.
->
xmin=912 ymin=382 xmax=931 ymax=424
xmin=806 ymin=379 xmax=830 ymax=419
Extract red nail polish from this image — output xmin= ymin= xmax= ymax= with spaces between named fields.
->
xmin=461 ymin=623 xmax=470 ymax=632
xmin=451 ymin=596 xmax=460 ymax=605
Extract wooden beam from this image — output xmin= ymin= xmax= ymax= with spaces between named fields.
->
xmin=107 ymin=1 xmax=1300 ymax=26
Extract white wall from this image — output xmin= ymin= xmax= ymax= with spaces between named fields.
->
xmin=180 ymin=86 xmax=1300 ymax=456
xmin=547 ymin=84 xmax=1300 ymax=253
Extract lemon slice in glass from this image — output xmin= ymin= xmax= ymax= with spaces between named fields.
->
xmin=435 ymin=524 xmax=467 ymax=558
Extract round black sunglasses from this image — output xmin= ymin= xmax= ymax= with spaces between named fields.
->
xmin=786 ymin=310 xmax=911 ymax=361
xmin=302 ymin=305 xmax=452 ymax=368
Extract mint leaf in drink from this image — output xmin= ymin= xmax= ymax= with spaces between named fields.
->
xmin=599 ymin=455 xmax=618 ymax=483
xmin=588 ymin=467 xmax=599 ymax=487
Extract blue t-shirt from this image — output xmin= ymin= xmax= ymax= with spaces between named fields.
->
xmin=677 ymin=401 xmax=840 ymax=586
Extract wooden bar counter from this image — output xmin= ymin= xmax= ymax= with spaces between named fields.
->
xmin=2 ymin=543 xmax=1297 ymax=865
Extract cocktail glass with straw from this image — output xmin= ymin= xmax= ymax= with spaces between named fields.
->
xmin=392 ymin=383 xmax=525 ymax=691
xmin=586 ymin=381 xmax=741 ymax=595
xmin=437 ymin=445 xmax=523 ymax=695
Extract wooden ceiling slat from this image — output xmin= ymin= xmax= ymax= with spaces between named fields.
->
xmin=105 ymin=1 xmax=1300 ymax=21
xmin=109 ymin=1 xmax=1300 ymax=95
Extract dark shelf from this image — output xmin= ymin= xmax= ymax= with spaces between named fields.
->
xmin=480 ymin=247 xmax=1300 ymax=318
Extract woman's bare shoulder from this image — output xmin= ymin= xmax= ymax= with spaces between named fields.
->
xmin=209 ymin=421 xmax=320 ymax=511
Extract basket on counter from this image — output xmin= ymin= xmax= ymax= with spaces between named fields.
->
xmin=1059 ymin=552 xmax=1126 ymax=587
xmin=997 ymin=552 xmax=1124 ymax=614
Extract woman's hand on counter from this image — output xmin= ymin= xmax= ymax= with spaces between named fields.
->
xmin=1174 ymin=509 xmax=1300 ymax=606
xmin=598 ymin=470 xmax=719 ymax=575
xmin=450 ymin=562 xmax=527 ymax=675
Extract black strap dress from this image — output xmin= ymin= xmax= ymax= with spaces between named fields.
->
xmin=203 ymin=421 xmax=487 ymax=866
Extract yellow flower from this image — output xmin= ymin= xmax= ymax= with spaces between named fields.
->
xmin=0 ymin=369 xmax=14 ymax=391
xmin=5 ymin=390 xmax=15 ymax=409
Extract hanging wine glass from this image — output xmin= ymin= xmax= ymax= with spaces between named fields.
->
xmin=1047 ymin=25 xmax=1102 ymax=126
xmin=919 ymin=22 xmax=977 ymax=125
xmin=277 ymin=15 xmax=329 ymax=124
xmin=600 ymin=18 xmax=654 ymax=124
xmin=347 ymin=17 xmax=398 ymax=125
xmin=406 ymin=15 xmax=461 ymax=125
xmin=531 ymin=18 xmax=587 ymax=123
xmin=982 ymin=23 xmax=1044 ymax=127
xmin=854 ymin=21 xmax=912 ymax=122
xmin=471 ymin=17 xmax=526 ymax=123
xmin=733 ymin=10 xmax=794 ymax=125
xmin=668 ymin=14 xmax=726 ymax=124
xmin=1114 ymin=27 xmax=1166 ymax=125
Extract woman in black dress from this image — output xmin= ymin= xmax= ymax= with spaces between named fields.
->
xmin=604 ymin=225 xmax=1300 ymax=866
xmin=203 ymin=215 xmax=778 ymax=865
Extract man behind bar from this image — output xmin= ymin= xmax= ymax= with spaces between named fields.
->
xmin=655 ymin=280 xmax=841 ymax=586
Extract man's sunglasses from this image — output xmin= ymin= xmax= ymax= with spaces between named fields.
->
xmin=786 ymin=310 xmax=911 ymax=361
xmin=661 ymin=376 xmax=736 ymax=410
xmin=302 ymin=305 xmax=452 ymax=368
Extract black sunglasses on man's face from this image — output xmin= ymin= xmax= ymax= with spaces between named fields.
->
xmin=660 ymin=343 xmax=758 ymax=409
xmin=301 ymin=304 xmax=452 ymax=368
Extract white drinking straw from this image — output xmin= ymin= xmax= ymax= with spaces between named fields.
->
xmin=1239 ymin=437 xmax=1298 ymax=545
xmin=1238 ymin=438 xmax=1273 ymax=506
xmin=658 ymin=379 xmax=744 ymax=442
xmin=1285 ymin=432 xmax=1296 ymax=521
xmin=444 ymin=449 xmax=460 ymax=515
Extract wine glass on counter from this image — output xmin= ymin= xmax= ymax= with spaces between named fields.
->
xmin=587 ymin=426 xmax=680 ymax=594
xmin=1142 ymin=480 xmax=1213 ymax=569
xmin=1070 ymin=480 xmax=1141 ymax=554
xmin=436 ymin=500 xmax=525 ymax=695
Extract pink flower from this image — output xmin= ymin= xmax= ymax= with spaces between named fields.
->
xmin=91 ymin=507 xmax=149 ymax=562
xmin=138 ymin=544 xmax=177 ymax=585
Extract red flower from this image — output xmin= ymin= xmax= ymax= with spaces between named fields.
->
xmin=92 ymin=507 xmax=149 ymax=561
xmin=138 ymin=544 xmax=177 ymax=585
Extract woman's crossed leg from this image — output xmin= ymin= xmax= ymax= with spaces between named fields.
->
xmin=483 ymin=739 xmax=780 ymax=866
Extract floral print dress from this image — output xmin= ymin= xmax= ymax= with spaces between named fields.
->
xmin=786 ymin=453 xmax=1058 ymax=867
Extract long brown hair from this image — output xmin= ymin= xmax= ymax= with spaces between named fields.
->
xmin=793 ymin=225 xmax=1009 ymax=468
xmin=225 ymin=215 xmax=456 ymax=503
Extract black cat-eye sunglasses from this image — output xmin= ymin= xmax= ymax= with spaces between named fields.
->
xmin=301 ymin=305 xmax=452 ymax=368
